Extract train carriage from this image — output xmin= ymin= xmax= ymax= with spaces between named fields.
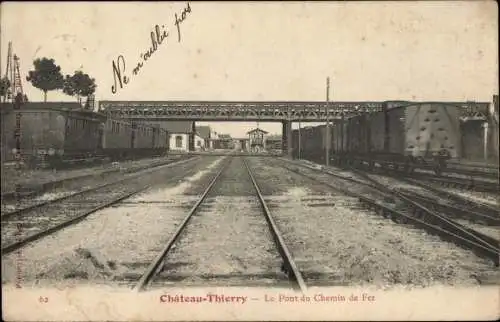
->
xmin=347 ymin=102 xmax=461 ymax=171
xmin=101 ymin=120 xmax=169 ymax=160
xmin=154 ymin=127 xmax=169 ymax=149
xmin=1 ymin=102 xmax=105 ymax=166
xmin=1 ymin=102 xmax=170 ymax=167
xmin=401 ymin=103 xmax=460 ymax=160
xmin=294 ymin=101 xmax=466 ymax=173
xmin=100 ymin=118 xmax=134 ymax=159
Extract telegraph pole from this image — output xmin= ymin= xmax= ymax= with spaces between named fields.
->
xmin=325 ymin=77 xmax=330 ymax=166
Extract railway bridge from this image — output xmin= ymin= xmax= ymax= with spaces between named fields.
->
xmin=98 ymin=100 xmax=491 ymax=156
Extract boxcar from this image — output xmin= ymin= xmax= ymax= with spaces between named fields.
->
xmin=292 ymin=101 xmax=493 ymax=172
xmin=101 ymin=118 xmax=133 ymax=151
xmin=0 ymin=102 xmax=104 ymax=165
xmin=293 ymin=124 xmax=333 ymax=163
xmin=334 ymin=102 xmax=462 ymax=171
xmin=101 ymin=120 xmax=169 ymax=159
xmin=155 ymin=128 xmax=169 ymax=149
xmin=396 ymin=103 xmax=461 ymax=160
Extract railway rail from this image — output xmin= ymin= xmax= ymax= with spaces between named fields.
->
xmin=343 ymin=171 xmax=500 ymax=226
xmin=397 ymin=177 xmax=499 ymax=220
xmin=1 ymin=155 xmax=193 ymax=203
xmin=343 ymin=158 xmax=499 ymax=193
xmin=409 ymin=172 xmax=499 ymax=193
xmin=277 ymin=158 xmax=499 ymax=266
xmin=335 ymin=160 xmax=499 ymax=216
xmin=446 ymin=160 xmax=499 ymax=176
xmin=351 ymin=169 xmax=499 ymax=257
xmin=321 ymin=155 xmax=500 ymax=193
xmin=1 ymin=156 xmax=201 ymax=255
xmin=1 ymin=156 xmax=198 ymax=219
xmin=302 ymin=155 xmax=499 ymax=192
xmin=134 ymin=157 xmax=307 ymax=293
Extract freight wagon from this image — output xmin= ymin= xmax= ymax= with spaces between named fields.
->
xmin=293 ymin=101 xmax=466 ymax=174
xmin=1 ymin=102 xmax=105 ymax=166
xmin=100 ymin=119 xmax=169 ymax=160
xmin=292 ymin=125 xmax=333 ymax=162
xmin=0 ymin=102 xmax=169 ymax=168
xmin=334 ymin=102 xmax=462 ymax=173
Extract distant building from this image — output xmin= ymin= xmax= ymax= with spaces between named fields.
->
xmin=213 ymin=133 xmax=234 ymax=149
xmin=235 ymin=138 xmax=250 ymax=151
xmin=163 ymin=122 xmax=194 ymax=152
xmin=247 ymin=128 xmax=268 ymax=152
xmin=265 ymin=134 xmax=282 ymax=151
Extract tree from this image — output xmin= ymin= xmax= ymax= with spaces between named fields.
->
xmin=26 ymin=58 xmax=64 ymax=102
xmin=63 ymin=71 xmax=97 ymax=106
xmin=0 ymin=77 xmax=11 ymax=102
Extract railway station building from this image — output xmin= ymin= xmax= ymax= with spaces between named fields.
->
xmin=247 ymin=128 xmax=268 ymax=153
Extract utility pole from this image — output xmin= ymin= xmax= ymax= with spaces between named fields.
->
xmin=325 ymin=77 xmax=330 ymax=166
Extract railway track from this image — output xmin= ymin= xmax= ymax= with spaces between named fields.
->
xmin=1 ymin=155 xmax=194 ymax=203
xmin=134 ymin=157 xmax=307 ymax=293
xmin=319 ymin=156 xmax=499 ymax=193
xmin=1 ymin=156 xmax=202 ymax=255
xmin=446 ymin=161 xmax=499 ymax=179
xmin=324 ymin=156 xmax=499 ymax=181
xmin=409 ymin=172 xmax=499 ymax=193
xmin=332 ymin=160 xmax=499 ymax=219
xmin=346 ymin=171 xmax=500 ymax=227
xmin=401 ymin=178 xmax=500 ymax=217
xmin=277 ymin=158 xmax=499 ymax=266
xmin=397 ymin=177 xmax=499 ymax=221
xmin=314 ymin=158 xmax=499 ymax=217
xmin=1 ymin=156 xmax=199 ymax=220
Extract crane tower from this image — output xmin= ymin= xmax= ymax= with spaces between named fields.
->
xmin=2 ymin=42 xmax=25 ymax=103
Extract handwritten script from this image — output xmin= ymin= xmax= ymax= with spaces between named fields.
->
xmin=111 ymin=2 xmax=192 ymax=94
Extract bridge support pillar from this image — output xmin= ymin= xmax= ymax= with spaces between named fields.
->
xmin=282 ymin=121 xmax=292 ymax=157
xmin=189 ymin=121 xmax=196 ymax=152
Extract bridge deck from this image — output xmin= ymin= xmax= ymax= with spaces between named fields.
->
xmin=99 ymin=100 xmax=491 ymax=121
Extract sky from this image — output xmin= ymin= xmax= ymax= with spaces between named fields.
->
xmin=1 ymin=1 xmax=498 ymax=137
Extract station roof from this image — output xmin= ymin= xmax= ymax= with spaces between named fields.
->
xmin=247 ymin=128 xmax=269 ymax=134
xmin=162 ymin=121 xmax=194 ymax=134
xmin=196 ymin=126 xmax=211 ymax=139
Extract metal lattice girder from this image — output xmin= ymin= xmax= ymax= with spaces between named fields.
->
xmin=99 ymin=100 xmax=491 ymax=121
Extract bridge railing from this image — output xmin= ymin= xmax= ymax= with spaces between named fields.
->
xmin=98 ymin=100 xmax=491 ymax=121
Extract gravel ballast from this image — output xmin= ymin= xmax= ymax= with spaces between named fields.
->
xmin=247 ymin=157 xmax=499 ymax=288
xmin=154 ymin=157 xmax=286 ymax=288
xmin=3 ymin=156 xmax=498 ymax=290
xmin=1 ymin=157 xmax=224 ymax=287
